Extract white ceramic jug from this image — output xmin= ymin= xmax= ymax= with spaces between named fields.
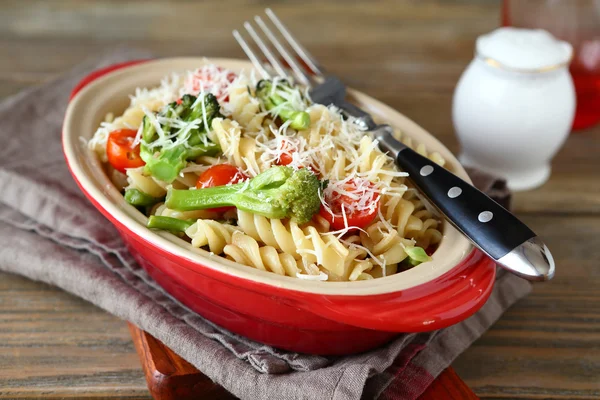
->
xmin=453 ymin=27 xmax=575 ymax=191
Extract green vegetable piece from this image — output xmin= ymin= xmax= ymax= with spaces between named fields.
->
xmin=141 ymin=113 xmax=156 ymax=143
xmin=186 ymin=142 xmax=221 ymax=159
xmin=147 ymin=216 xmax=195 ymax=233
xmin=140 ymin=93 xmax=222 ymax=183
xmin=405 ymin=246 xmax=432 ymax=266
xmin=143 ymin=146 xmax=188 ymax=183
xmin=255 ymin=79 xmax=311 ymax=131
xmin=124 ymin=188 xmax=163 ymax=207
xmin=280 ymin=107 xmax=311 ymax=131
xmin=165 ymin=166 xmax=322 ymax=224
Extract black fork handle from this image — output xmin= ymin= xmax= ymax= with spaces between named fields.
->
xmin=309 ymin=76 xmax=554 ymax=281
xmin=373 ymin=126 xmax=554 ymax=281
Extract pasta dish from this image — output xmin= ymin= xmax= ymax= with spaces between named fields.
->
xmin=88 ymin=64 xmax=445 ymax=282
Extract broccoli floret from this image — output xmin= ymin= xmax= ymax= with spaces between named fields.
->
xmin=165 ymin=166 xmax=321 ymax=224
xmin=255 ymin=79 xmax=311 ymax=131
xmin=140 ymin=93 xmax=221 ymax=182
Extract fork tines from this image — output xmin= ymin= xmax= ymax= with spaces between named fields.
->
xmin=233 ymin=8 xmax=323 ymax=86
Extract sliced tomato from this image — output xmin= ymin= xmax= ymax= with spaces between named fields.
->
xmin=276 ymin=151 xmax=294 ymax=166
xmin=196 ymin=164 xmax=247 ymax=188
xmin=276 ymin=151 xmax=318 ymax=175
xmin=275 ymin=138 xmax=296 ymax=166
xmin=183 ymin=66 xmax=237 ymax=102
xmin=274 ymin=141 xmax=319 ymax=175
xmin=106 ymin=129 xmax=145 ymax=173
xmin=196 ymin=164 xmax=248 ymax=213
xmin=319 ymin=179 xmax=380 ymax=231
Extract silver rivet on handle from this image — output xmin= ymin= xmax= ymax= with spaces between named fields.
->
xmin=420 ymin=165 xmax=434 ymax=176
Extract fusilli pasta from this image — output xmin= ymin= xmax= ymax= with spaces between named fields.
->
xmin=90 ymin=64 xmax=446 ymax=283
xmin=224 ymin=231 xmax=303 ymax=277
xmin=186 ymin=219 xmax=239 ymax=254
xmin=226 ymin=79 xmax=266 ymax=132
xmin=210 ymin=118 xmax=266 ymax=176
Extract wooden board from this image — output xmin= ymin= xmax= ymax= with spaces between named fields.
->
xmin=128 ymin=323 xmax=478 ymax=400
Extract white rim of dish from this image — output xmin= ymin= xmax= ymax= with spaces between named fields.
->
xmin=63 ymin=57 xmax=473 ymax=296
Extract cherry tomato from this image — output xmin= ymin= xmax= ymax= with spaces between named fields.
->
xmin=319 ymin=179 xmax=380 ymax=231
xmin=276 ymin=151 xmax=319 ymax=175
xmin=196 ymin=164 xmax=248 ymax=213
xmin=276 ymin=151 xmax=294 ymax=166
xmin=275 ymin=141 xmax=319 ymax=174
xmin=106 ymin=129 xmax=145 ymax=173
xmin=275 ymin=138 xmax=296 ymax=166
xmin=183 ymin=66 xmax=237 ymax=102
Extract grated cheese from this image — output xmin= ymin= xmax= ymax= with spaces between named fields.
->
xmin=296 ymin=271 xmax=328 ymax=281
xmin=181 ymin=64 xmax=237 ymax=103
xmin=88 ymin=62 xmax=445 ymax=282
xmin=322 ymin=177 xmax=381 ymax=216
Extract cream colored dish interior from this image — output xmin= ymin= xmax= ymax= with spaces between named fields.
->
xmin=63 ymin=57 xmax=473 ymax=295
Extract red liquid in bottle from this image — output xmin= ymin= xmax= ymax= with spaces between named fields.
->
xmin=502 ymin=1 xmax=600 ymax=131
xmin=570 ymin=58 xmax=600 ymax=130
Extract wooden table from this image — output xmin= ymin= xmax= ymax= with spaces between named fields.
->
xmin=1 ymin=0 xmax=599 ymax=399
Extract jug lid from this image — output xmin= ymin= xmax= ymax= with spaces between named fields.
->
xmin=476 ymin=27 xmax=573 ymax=72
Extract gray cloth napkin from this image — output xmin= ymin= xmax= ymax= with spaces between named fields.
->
xmin=0 ymin=49 xmax=532 ymax=400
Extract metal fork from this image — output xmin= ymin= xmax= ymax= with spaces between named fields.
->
xmin=233 ymin=9 xmax=555 ymax=282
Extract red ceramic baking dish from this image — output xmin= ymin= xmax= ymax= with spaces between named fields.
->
xmin=62 ymin=58 xmax=496 ymax=355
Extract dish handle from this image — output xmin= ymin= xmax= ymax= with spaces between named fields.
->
xmin=289 ymin=249 xmax=497 ymax=333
